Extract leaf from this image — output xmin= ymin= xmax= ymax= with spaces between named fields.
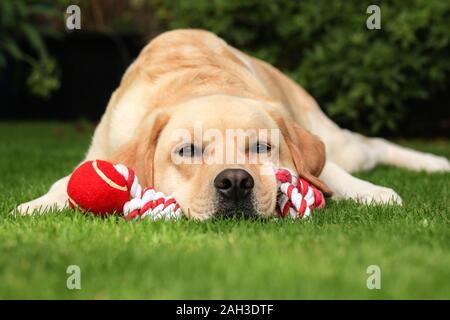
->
xmin=20 ymin=23 xmax=48 ymax=59
xmin=2 ymin=38 xmax=24 ymax=60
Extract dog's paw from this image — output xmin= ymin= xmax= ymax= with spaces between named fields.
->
xmin=14 ymin=201 xmax=44 ymax=216
xmin=355 ymin=186 xmax=403 ymax=206
xmin=13 ymin=198 xmax=66 ymax=216
xmin=412 ymin=154 xmax=450 ymax=172
xmin=423 ymin=155 xmax=450 ymax=172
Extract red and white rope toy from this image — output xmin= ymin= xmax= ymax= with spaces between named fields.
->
xmin=67 ymin=160 xmax=182 ymax=220
xmin=67 ymin=160 xmax=325 ymax=220
xmin=275 ymin=168 xmax=325 ymax=219
xmin=113 ymin=164 xmax=182 ymax=220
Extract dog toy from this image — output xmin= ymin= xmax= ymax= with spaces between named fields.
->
xmin=275 ymin=168 xmax=325 ymax=219
xmin=67 ymin=160 xmax=325 ymax=220
xmin=67 ymin=160 xmax=182 ymax=220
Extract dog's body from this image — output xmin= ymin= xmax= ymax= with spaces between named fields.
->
xmin=17 ymin=29 xmax=450 ymax=218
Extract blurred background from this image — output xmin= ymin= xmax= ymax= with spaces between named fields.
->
xmin=1 ymin=0 xmax=449 ymax=137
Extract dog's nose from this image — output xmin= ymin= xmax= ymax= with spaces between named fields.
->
xmin=214 ymin=169 xmax=254 ymax=201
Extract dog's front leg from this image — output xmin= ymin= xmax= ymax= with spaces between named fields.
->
xmin=15 ymin=176 xmax=69 ymax=215
xmin=319 ymin=161 xmax=402 ymax=205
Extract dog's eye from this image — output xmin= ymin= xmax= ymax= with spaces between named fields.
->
xmin=250 ymin=143 xmax=271 ymax=154
xmin=177 ymin=144 xmax=200 ymax=157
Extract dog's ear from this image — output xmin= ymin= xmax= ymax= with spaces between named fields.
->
xmin=141 ymin=112 xmax=170 ymax=186
xmin=270 ymin=111 xmax=332 ymax=196
xmin=111 ymin=112 xmax=170 ymax=187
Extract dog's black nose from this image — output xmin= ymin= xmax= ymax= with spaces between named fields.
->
xmin=214 ymin=169 xmax=254 ymax=201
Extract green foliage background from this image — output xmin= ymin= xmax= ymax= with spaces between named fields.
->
xmin=150 ymin=0 xmax=450 ymax=134
xmin=0 ymin=0 xmax=61 ymax=98
xmin=2 ymin=0 xmax=450 ymax=134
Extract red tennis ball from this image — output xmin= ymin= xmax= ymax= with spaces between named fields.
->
xmin=67 ymin=160 xmax=131 ymax=215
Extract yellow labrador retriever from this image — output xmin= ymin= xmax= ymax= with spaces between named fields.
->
xmin=17 ymin=29 xmax=450 ymax=219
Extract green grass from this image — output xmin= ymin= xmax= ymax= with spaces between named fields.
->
xmin=0 ymin=122 xmax=449 ymax=299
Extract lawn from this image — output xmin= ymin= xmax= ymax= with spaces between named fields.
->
xmin=0 ymin=122 xmax=449 ymax=299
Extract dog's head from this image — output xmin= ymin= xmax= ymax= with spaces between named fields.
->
xmin=116 ymin=94 xmax=331 ymax=219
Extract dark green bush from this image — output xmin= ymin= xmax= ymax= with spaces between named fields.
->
xmin=0 ymin=0 xmax=61 ymax=98
xmin=150 ymin=0 xmax=450 ymax=134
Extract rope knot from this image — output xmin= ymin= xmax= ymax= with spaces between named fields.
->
xmin=275 ymin=168 xmax=325 ymax=219
xmin=112 ymin=165 xmax=183 ymax=220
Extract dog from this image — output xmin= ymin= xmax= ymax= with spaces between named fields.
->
xmin=16 ymin=29 xmax=450 ymax=219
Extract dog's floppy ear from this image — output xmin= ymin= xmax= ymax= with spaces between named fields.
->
xmin=270 ymin=111 xmax=332 ymax=196
xmin=111 ymin=112 xmax=170 ymax=187
xmin=141 ymin=112 xmax=170 ymax=186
